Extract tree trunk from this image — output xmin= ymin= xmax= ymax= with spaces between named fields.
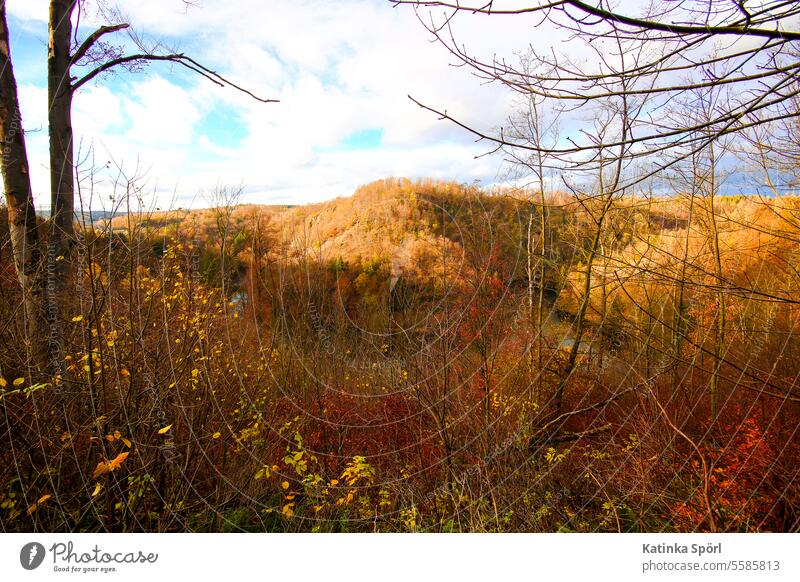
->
xmin=526 ymin=209 xmax=535 ymax=398
xmin=46 ymin=0 xmax=76 ymax=375
xmin=672 ymin=186 xmax=693 ymax=396
xmin=554 ymin=197 xmax=611 ymax=414
xmin=0 ymin=4 xmax=44 ymax=357
xmin=706 ymin=141 xmax=724 ymax=424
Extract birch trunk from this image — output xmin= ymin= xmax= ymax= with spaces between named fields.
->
xmin=0 ymin=4 xmax=44 ymax=353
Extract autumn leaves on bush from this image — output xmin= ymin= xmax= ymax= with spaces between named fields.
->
xmin=0 ymin=178 xmax=798 ymax=532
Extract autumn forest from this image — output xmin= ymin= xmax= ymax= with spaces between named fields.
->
xmin=1 ymin=1 xmax=800 ymax=534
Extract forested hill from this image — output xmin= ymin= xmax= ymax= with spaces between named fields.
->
xmin=1 ymin=178 xmax=798 ymax=532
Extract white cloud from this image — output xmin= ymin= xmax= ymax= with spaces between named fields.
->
xmin=8 ymin=0 xmax=560 ymax=208
xmin=73 ymin=85 xmax=124 ymax=135
xmin=122 ymin=77 xmax=201 ymax=145
xmin=6 ymin=0 xmax=49 ymax=23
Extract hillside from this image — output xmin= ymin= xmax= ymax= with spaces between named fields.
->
xmin=1 ymin=178 xmax=798 ymax=533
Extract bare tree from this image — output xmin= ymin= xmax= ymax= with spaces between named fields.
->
xmin=505 ymin=89 xmax=559 ymax=405
xmin=393 ymin=1 xmax=800 ymax=189
xmin=0 ymin=3 xmax=44 ymax=361
xmin=393 ymin=0 xmax=800 ymax=420
xmin=38 ymin=0 xmax=278 ymax=374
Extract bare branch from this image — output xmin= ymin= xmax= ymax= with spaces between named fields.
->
xmin=70 ymin=23 xmax=130 ymax=66
xmin=71 ymin=52 xmax=278 ymax=103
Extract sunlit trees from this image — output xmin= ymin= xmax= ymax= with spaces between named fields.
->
xmin=505 ymin=89 xmax=559 ymax=405
xmin=2 ymin=175 xmax=799 ymax=531
xmin=0 ymin=1 xmax=281 ymax=375
xmin=3 ymin=0 xmax=800 ymax=533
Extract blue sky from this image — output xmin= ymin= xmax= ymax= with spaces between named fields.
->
xmin=5 ymin=0 xmax=545 ymax=209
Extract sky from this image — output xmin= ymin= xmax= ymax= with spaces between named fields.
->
xmin=5 ymin=0 xmax=553 ymax=209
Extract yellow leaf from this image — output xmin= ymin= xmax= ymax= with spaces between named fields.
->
xmin=0 ymin=377 xmax=6 ymax=388
xmin=71 ymin=315 xmax=83 ymax=322
xmin=121 ymin=437 xmax=132 ymax=448
xmin=212 ymin=432 xmax=221 ymax=439
xmin=37 ymin=494 xmax=52 ymax=505
xmin=271 ymin=465 xmax=280 ymax=472
xmin=281 ymin=481 xmax=290 ymax=490
xmin=13 ymin=378 xmax=24 ymax=386
xmin=282 ymin=503 xmax=295 ymax=517
xmin=105 ymin=434 xmax=115 ymax=442
xmin=91 ymin=483 xmax=103 ymax=497
xmin=119 ymin=369 xmax=130 ymax=377
xmin=329 ymin=479 xmax=339 ymax=486
xmin=157 ymin=424 xmax=173 ymax=435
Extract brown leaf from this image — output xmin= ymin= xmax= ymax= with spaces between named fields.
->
xmin=93 ymin=461 xmax=111 ymax=479
xmin=27 ymin=494 xmax=51 ymax=515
